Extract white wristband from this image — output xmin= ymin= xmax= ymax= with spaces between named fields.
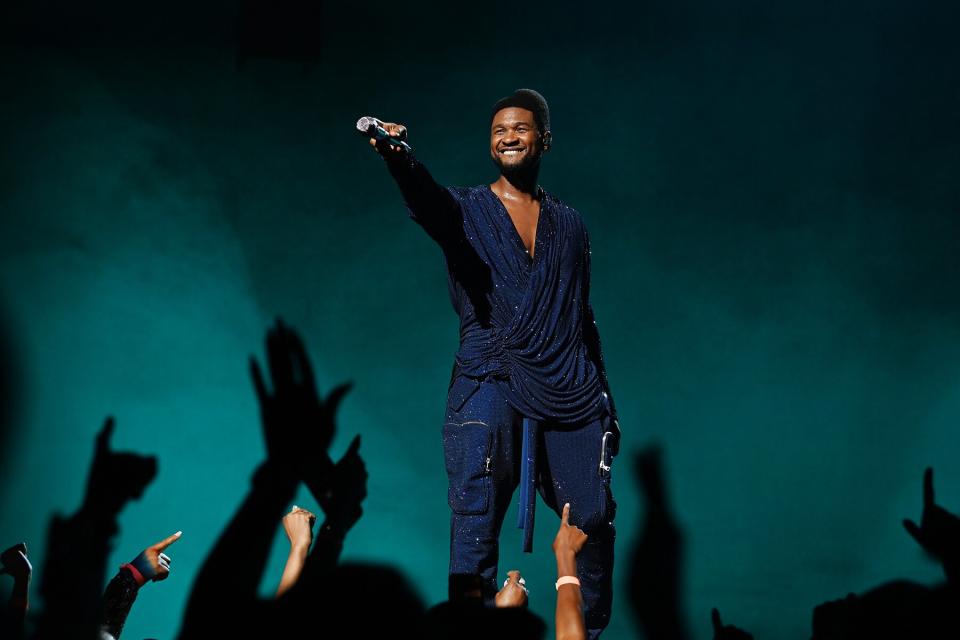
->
xmin=555 ymin=576 xmax=581 ymax=591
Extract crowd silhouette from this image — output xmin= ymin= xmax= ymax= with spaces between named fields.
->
xmin=2 ymin=318 xmax=958 ymax=639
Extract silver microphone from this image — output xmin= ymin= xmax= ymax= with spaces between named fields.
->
xmin=356 ymin=116 xmax=413 ymax=153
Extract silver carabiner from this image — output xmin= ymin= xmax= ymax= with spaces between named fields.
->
xmin=599 ymin=431 xmax=613 ymax=478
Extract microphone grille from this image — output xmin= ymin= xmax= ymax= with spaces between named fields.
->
xmin=356 ymin=116 xmax=381 ymax=134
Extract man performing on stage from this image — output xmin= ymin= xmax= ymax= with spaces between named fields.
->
xmin=365 ymin=88 xmax=620 ymax=638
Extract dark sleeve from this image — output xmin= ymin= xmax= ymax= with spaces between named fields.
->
xmin=582 ymin=228 xmax=618 ymax=423
xmin=382 ymin=152 xmax=464 ymax=247
xmin=99 ymin=567 xmax=141 ymax=639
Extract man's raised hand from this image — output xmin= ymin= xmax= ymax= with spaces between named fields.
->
xmin=368 ymin=121 xmax=409 ymax=157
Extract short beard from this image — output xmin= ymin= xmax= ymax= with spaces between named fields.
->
xmin=493 ymin=152 xmax=541 ymax=181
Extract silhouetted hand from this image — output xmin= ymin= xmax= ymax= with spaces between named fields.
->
xmin=0 ymin=542 xmax=31 ymax=580
xmin=250 ymin=318 xmax=352 ymax=471
xmin=318 ymin=435 xmax=367 ymax=534
xmin=712 ymin=608 xmax=753 ymax=640
xmin=283 ymin=506 xmax=317 ymax=550
xmin=82 ymin=417 xmax=157 ymax=516
xmin=902 ymin=467 xmax=960 ymax=581
xmin=129 ymin=531 xmax=181 ymax=584
xmin=495 ymin=570 xmax=529 ymax=608
xmin=902 ymin=467 xmax=960 ymax=557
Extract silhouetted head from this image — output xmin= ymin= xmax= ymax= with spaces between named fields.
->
xmin=278 ymin=562 xmax=426 ymax=636
xmin=490 ymin=89 xmax=552 ymax=178
xmin=422 ymin=599 xmax=546 ymax=640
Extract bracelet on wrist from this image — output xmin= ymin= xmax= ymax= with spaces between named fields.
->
xmin=555 ymin=576 xmax=580 ymax=591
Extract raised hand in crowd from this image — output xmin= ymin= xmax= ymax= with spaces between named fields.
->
xmin=83 ymin=417 xmax=158 ymax=517
xmin=100 ymin=532 xmax=181 ymax=640
xmin=554 ymin=503 xmax=588 ymax=640
xmin=38 ymin=417 xmax=158 ymax=640
xmin=250 ymin=318 xmax=351 ymax=476
xmin=298 ymin=435 xmax=368 ymax=579
xmin=1 ymin=542 xmax=32 ymax=635
xmin=495 ymin=570 xmax=529 ymax=609
xmin=902 ymin=467 xmax=960 ymax=584
xmin=126 ymin=531 xmax=181 ymax=584
xmin=181 ymin=319 xmax=353 ymax=637
xmin=276 ymin=506 xmax=316 ymax=597
xmin=627 ymin=446 xmax=689 ymax=640
xmin=712 ymin=608 xmax=753 ymax=640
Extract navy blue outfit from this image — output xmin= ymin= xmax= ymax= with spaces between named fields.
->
xmin=384 ymin=153 xmax=619 ymax=638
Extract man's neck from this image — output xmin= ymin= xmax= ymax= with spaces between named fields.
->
xmin=491 ymin=170 xmax=541 ymax=203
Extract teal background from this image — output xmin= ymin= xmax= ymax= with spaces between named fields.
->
xmin=1 ymin=2 xmax=958 ymax=638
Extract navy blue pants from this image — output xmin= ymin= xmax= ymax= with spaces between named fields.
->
xmin=442 ymin=372 xmax=617 ymax=639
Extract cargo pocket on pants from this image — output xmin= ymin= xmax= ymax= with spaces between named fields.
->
xmin=442 ymin=419 xmax=493 ymax=515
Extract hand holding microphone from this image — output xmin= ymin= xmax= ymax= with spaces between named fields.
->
xmin=356 ymin=116 xmax=412 ymax=156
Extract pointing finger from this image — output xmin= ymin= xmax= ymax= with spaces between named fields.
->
xmin=153 ymin=531 xmax=182 ymax=551
xmin=561 ymin=502 xmax=570 ymax=526
xmin=923 ymin=467 xmax=934 ymax=508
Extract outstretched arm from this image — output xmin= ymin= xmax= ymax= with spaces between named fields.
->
xmin=368 ymin=122 xmax=463 ymax=246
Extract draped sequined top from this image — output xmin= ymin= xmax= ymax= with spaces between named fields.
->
xmin=385 ymin=153 xmax=616 ymax=425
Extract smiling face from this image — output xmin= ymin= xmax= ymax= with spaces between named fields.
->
xmin=490 ymin=107 xmax=549 ymax=175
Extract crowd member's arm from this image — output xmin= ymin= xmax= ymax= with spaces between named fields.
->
xmin=181 ymin=320 xmax=348 ymax=635
xmin=369 ymin=122 xmax=464 ymax=247
xmin=100 ymin=532 xmax=180 ymax=640
xmin=903 ymin=467 xmax=960 ymax=584
xmin=553 ymin=503 xmax=588 ymax=640
xmin=1 ymin=542 xmax=32 ymax=634
xmin=38 ymin=417 xmax=157 ymax=640
xmin=302 ymin=434 xmax=367 ymax=577
xmin=275 ymin=506 xmax=316 ymax=597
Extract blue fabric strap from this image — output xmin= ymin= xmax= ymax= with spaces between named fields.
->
xmin=517 ymin=417 xmax=538 ymax=553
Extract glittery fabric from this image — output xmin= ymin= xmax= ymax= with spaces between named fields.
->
xmin=444 ymin=378 xmax=616 ymax=639
xmin=517 ymin=417 xmax=537 ymax=552
xmin=385 ymin=153 xmax=617 ymax=425
xmin=386 ymin=153 xmax=618 ymax=638
xmin=99 ymin=567 xmax=141 ymax=639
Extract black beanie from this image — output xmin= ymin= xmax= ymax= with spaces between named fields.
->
xmin=490 ymin=88 xmax=550 ymax=133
